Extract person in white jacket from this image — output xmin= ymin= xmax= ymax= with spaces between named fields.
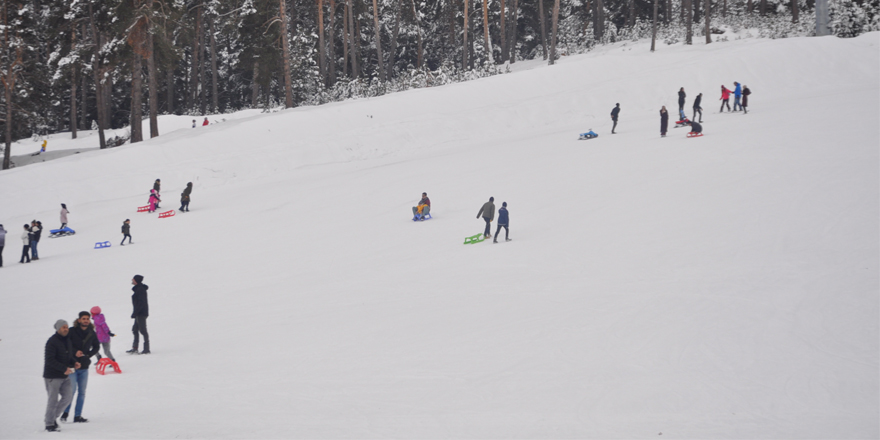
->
xmin=60 ymin=204 xmax=69 ymax=229
xmin=20 ymin=224 xmax=31 ymax=263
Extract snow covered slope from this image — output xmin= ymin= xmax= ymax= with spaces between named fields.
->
xmin=0 ymin=34 xmax=877 ymax=439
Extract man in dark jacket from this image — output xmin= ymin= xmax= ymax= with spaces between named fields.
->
xmin=128 ymin=275 xmax=150 ymax=354
xmin=153 ymin=179 xmax=161 ymax=208
xmin=610 ymin=104 xmax=620 ymax=134
xmin=742 ymin=86 xmax=751 ymax=114
xmin=121 ymin=219 xmax=132 ymax=246
xmin=44 ymin=319 xmax=78 ymax=432
xmin=692 ymin=93 xmax=703 ymax=122
xmin=61 ymin=311 xmax=101 ymax=423
xmin=678 ymin=88 xmax=686 ymax=120
xmin=493 ymin=202 xmax=511 ymax=243
xmin=30 ymin=220 xmax=41 ymax=260
xmin=477 ymin=197 xmax=495 ymax=239
xmin=179 ymin=182 xmax=193 ymax=212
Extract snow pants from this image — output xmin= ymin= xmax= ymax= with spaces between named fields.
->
xmin=412 ymin=205 xmax=430 ymax=217
xmin=0 ymin=244 xmax=3 ymax=266
xmin=693 ymin=107 xmax=702 ymax=122
xmin=121 ymin=234 xmax=132 ymax=245
xmin=720 ymin=99 xmax=731 ymax=112
xmin=494 ymin=224 xmax=509 ymax=241
xmin=44 ymin=378 xmax=73 ymax=427
xmin=100 ymin=342 xmax=115 ymax=361
xmin=20 ymin=245 xmax=30 ymax=263
xmin=611 ymin=118 xmax=618 ymax=133
xmin=132 ymin=316 xmax=149 ymax=350
xmin=483 ymin=218 xmax=492 ymax=237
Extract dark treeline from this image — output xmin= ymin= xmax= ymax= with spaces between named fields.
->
xmin=1 ymin=0 xmax=876 ymax=168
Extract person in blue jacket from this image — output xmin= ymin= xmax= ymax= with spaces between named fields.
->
xmin=732 ymin=82 xmax=743 ymax=112
xmin=493 ymin=202 xmax=511 ymax=243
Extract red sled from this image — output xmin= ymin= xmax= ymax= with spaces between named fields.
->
xmin=687 ymin=132 xmax=704 ymax=138
xmin=95 ymin=358 xmax=121 ymax=375
xmin=159 ymin=210 xmax=176 ymax=218
xmin=137 ymin=206 xmax=150 ymax=213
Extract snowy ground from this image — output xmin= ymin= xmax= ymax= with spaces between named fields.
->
xmin=0 ymin=34 xmax=877 ymax=439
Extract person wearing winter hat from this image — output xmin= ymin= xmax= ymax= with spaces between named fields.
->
xmin=493 ymin=202 xmax=511 ymax=243
xmin=152 ymin=179 xmax=161 ymax=209
xmin=61 ymin=311 xmax=100 ymax=423
xmin=43 ymin=319 xmax=78 ymax=432
xmin=91 ymin=306 xmax=116 ymax=362
xmin=128 ymin=275 xmax=150 ymax=354
xmin=20 ymin=224 xmax=31 ymax=263
xmin=610 ymin=103 xmax=621 ymax=134
xmin=179 ymin=182 xmax=193 ymax=212
xmin=476 ymin=197 xmax=496 ymax=239
xmin=121 ymin=219 xmax=132 ymax=246
xmin=60 ymin=204 xmax=70 ymax=229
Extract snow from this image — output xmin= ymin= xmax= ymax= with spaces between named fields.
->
xmin=0 ymin=33 xmax=878 ymax=439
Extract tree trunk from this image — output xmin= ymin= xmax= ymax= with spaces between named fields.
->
xmin=2 ymin=1 xmax=11 ymax=169
xmin=81 ymin=25 xmax=89 ymax=130
xmin=593 ymin=0 xmax=604 ymax=40
xmin=347 ymin=0 xmax=359 ymax=78
xmin=629 ymin=0 xmax=636 ymax=27
xmin=389 ymin=1 xmax=400 ymax=76
xmin=410 ymin=0 xmax=424 ymax=69
xmin=280 ymin=0 xmax=294 ymax=107
xmin=70 ymin=28 xmax=78 ymax=139
xmin=538 ymin=0 xmax=548 ymax=59
xmin=148 ymin=31 xmax=159 ymax=138
xmin=468 ymin=0 xmax=475 ymax=68
xmin=166 ymin=66 xmax=174 ymax=114
xmin=318 ymin=0 xmax=327 ymax=85
xmin=371 ymin=0 xmax=385 ymax=80
xmin=209 ymin=18 xmax=219 ymax=113
xmin=500 ymin=0 xmax=507 ymax=62
xmin=791 ymin=0 xmax=798 ymax=22
xmin=462 ymin=0 xmax=469 ymax=69
xmin=342 ymin=0 xmax=350 ymax=77
xmin=685 ymin=0 xmax=693 ymax=44
xmin=189 ymin=4 xmax=201 ymax=112
xmin=131 ymin=50 xmax=144 ymax=143
xmin=508 ymin=0 xmax=518 ymax=62
xmin=705 ymin=0 xmax=711 ymax=43
xmin=329 ymin=0 xmax=337 ymax=84
xmin=88 ymin=3 xmax=107 ymax=149
xmin=651 ymin=0 xmax=658 ymax=50
xmin=251 ymin=62 xmax=260 ymax=107
xmin=481 ymin=0 xmax=493 ymax=63
xmin=665 ymin=0 xmax=670 ymax=23
xmin=760 ymin=0 xmax=765 ymax=15
xmin=198 ymin=20 xmax=207 ymax=114
xmin=549 ymin=0 xmax=559 ymax=64
xmin=448 ymin=0 xmax=456 ymax=51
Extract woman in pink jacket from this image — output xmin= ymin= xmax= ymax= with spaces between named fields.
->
xmin=148 ymin=190 xmax=161 ymax=213
xmin=720 ymin=85 xmax=732 ymax=113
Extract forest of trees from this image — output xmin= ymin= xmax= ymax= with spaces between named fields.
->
xmin=1 ymin=0 xmax=877 ymax=168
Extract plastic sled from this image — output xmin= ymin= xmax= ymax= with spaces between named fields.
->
xmin=158 ymin=210 xmax=176 ymax=218
xmin=464 ymin=233 xmax=486 ymax=244
xmin=675 ymin=119 xmax=691 ymax=127
xmin=137 ymin=205 xmax=150 ymax=213
xmin=95 ymin=358 xmax=121 ymax=375
xmin=687 ymin=132 xmax=704 ymax=138
xmin=49 ymin=227 xmax=76 ymax=238
xmin=578 ymin=130 xmax=598 ymax=140
xmin=412 ymin=213 xmax=433 ymax=221
xmin=94 ymin=241 xmax=111 ymax=249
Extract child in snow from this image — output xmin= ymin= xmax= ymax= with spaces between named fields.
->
xmin=720 ymin=86 xmax=732 ymax=112
xmin=202 ymin=117 xmax=209 ymax=126
xmin=660 ymin=106 xmax=669 ymax=137
xmin=153 ymin=179 xmax=161 ymax=209
xmin=148 ymin=190 xmax=161 ymax=213
xmin=121 ymin=219 xmax=132 ymax=245
xmin=60 ymin=204 xmax=69 ymax=229
xmin=179 ymin=182 xmax=192 ymax=212
xmin=412 ymin=192 xmax=431 ymax=220
xmin=91 ymin=306 xmax=116 ymax=361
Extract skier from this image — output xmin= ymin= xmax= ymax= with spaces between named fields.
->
xmin=720 ymin=85 xmax=732 ymax=112
xmin=678 ymin=88 xmax=686 ymax=120
xmin=43 ymin=319 xmax=77 ymax=432
xmin=476 ymin=197 xmax=496 ymax=239
xmin=202 ymin=117 xmax=209 ymax=126
xmin=610 ymin=104 xmax=620 ymax=134
xmin=179 ymin=182 xmax=193 ymax=212
xmin=91 ymin=306 xmax=116 ymax=362
xmin=30 ymin=220 xmax=41 ymax=260
xmin=148 ymin=190 xmax=161 ymax=213
xmin=152 ymin=179 xmax=161 ymax=209
xmin=59 ymin=204 xmax=69 ymax=229
xmin=742 ymin=86 xmax=751 ymax=114
xmin=0 ymin=224 xmax=5 ymax=267
xmin=692 ymin=93 xmax=703 ymax=122
xmin=687 ymin=120 xmax=703 ymax=135
xmin=120 ymin=219 xmax=132 ymax=246
xmin=61 ymin=311 xmax=99 ymax=424
xmin=493 ymin=202 xmax=511 ymax=243
xmin=732 ymin=82 xmax=743 ymax=111
xmin=20 ymin=224 xmax=31 ymax=263
xmin=128 ymin=275 xmax=150 ymax=355
xmin=412 ymin=192 xmax=431 ymax=220
xmin=660 ymin=106 xmax=669 ymax=137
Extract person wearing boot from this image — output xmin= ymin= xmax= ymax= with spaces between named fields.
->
xmin=61 ymin=311 xmax=100 ymax=423
xmin=127 ymin=275 xmax=150 ymax=354
xmin=476 ymin=197 xmax=496 ymax=239
xmin=43 ymin=320 xmax=78 ymax=432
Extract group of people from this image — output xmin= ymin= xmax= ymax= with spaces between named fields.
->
xmin=43 ymin=275 xmax=151 ymax=432
xmin=148 ymin=179 xmax=193 ymax=213
xmin=411 ymin=194 xmax=512 ymax=243
xmin=14 ymin=220 xmax=43 ymax=263
xmin=191 ymin=117 xmax=210 ymax=128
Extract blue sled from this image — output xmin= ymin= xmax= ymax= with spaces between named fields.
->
xmin=412 ymin=213 xmax=433 ymax=222
xmin=94 ymin=241 xmax=111 ymax=249
xmin=49 ymin=227 xmax=76 ymax=238
xmin=579 ymin=130 xmax=598 ymax=140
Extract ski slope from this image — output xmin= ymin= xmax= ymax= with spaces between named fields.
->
xmin=0 ymin=33 xmax=878 ymax=439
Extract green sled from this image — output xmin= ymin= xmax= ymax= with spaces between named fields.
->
xmin=464 ymin=234 xmax=485 ymax=244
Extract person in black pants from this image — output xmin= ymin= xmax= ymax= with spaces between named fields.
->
xmin=127 ymin=275 xmax=150 ymax=354
xmin=692 ymin=93 xmax=703 ymax=122
xmin=179 ymin=182 xmax=193 ymax=212
xmin=120 ymin=220 xmax=132 ymax=245
xmin=476 ymin=197 xmax=496 ymax=239
xmin=493 ymin=202 xmax=511 ymax=243
xmin=660 ymin=106 xmax=669 ymax=137
xmin=20 ymin=224 xmax=31 ymax=263
xmin=610 ymin=103 xmax=620 ymax=134
xmin=678 ymin=88 xmax=686 ymax=120
xmin=0 ymin=224 xmax=6 ymax=267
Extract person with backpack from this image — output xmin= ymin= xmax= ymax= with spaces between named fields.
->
xmin=61 ymin=311 xmax=100 ymax=423
xmin=60 ymin=204 xmax=70 ymax=229
xmin=127 ymin=275 xmax=150 ymax=355
xmin=43 ymin=319 xmax=78 ymax=432
xmin=720 ymin=85 xmax=732 ymax=112
xmin=121 ymin=219 xmax=132 ymax=245
xmin=692 ymin=93 xmax=703 ymax=122
xmin=678 ymin=88 xmax=687 ymax=120
xmin=20 ymin=224 xmax=31 ymax=263
xmin=742 ymin=86 xmax=751 ymax=114
xmin=179 ymin=182 xmax=193 ymax=212
xmin=476 ymin=197 xmax=496 ymax=239
xmin=91 ymin=306 xmax=116 ymax=362
xmin=660 ymin=106 xmax=669 ymax=137
xmin=493 ymin=202 xmax=511 ymax=243
xmin=610 ymin=104 xmax=621 ymax=134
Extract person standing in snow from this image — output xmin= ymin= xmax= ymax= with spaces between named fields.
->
xmin=61 ymin=311 xmax=100 ymax=424
xmin=91 ymin=306 xmax=116 ymax=362
xmin=732 ymin=82 xmax=743 ymax=111
xmin=742 ymin=86 xmax=751 ymax=114
xmin=720 ymin=85 xmax=732 ymax=112
xmin=660 ymin=106 xmax=669 ymax=137
xmin=43 ymin=319 xmax=78 ymax=432
xmin=678 ymin=88 xmax=687 ymax=120
xmin=610 ymin=104 xmax=620 ymax=134
xmin=202 ymin=117 xmax=209 ymax=126
xmin=477 ymin=197 xmax=496 ymax=239
xmin=153 ymin=179 xmax=161 ymax=209
xmin=148 ymin=190 xmax=161 ymax=213
xmin=192 ymin=120 xmax=196 ymax=128
xmin=179 ymin=182 xmax=193 ymax=212
xmin=0 ymin=224 xmax=6 ymax=267
xmin=59 ymin=204 xmax=69 ymax=229
xmin=493 ymin=202 xmax=511 ymax=243
xmin=412 ymin=192 xmax=431 ymax=220
xmin=20 ymin=224 xmax=31 ymax=263
xmin=121 ymin=219 xmax=132 ymax=245
xmin=29 ymin=220 xmax=41 ymax=260
xmin=692 ymin=93 xmax=703 ymax=122
xmin=128 ymin=275 xmax=150 ymax=355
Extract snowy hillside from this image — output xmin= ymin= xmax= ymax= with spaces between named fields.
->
xmin=0 ymin=34 xmax=877 ymax=439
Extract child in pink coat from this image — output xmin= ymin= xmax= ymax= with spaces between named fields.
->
xmin=148 ymin=190 xmax=161 ymax=213
xmin=91 ymin=306 xmax=116 ymax=361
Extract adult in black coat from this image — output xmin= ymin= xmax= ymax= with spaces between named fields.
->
xmin=129 ymin=275 xmax=151 ymax=354
xmin=610 ymin=103 xmax=621 ymax=134
xmin=692 ymin=93 xmax=703 ymax=122
xmin=43 ymin=320 xmax=78 ymax=431
xmin=742 ymin=86 xmax=751 ymax=114
xmin=660 ymin=106 xmax=669 ymax=137
xmin=689 ymin=121 xmax=703 ymax=133
xmin=179 ymin=182 xmax=193 ymax=212
xmin=153 ymin=179 xmax=161 ymax=208
xmin=62 ymin=312 xmax=101 ymax=423
xmin=678 ymin=88 xmax=686 ymax=119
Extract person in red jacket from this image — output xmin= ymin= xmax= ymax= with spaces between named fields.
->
xmin=202 ymin=117 xmax=209 ymax=126
xmin=720 ymin=85 xmax=732 ymax=112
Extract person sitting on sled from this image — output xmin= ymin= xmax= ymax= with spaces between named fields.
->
xmin=687 ymin=120 xmax=703 ymax=135
xmin=412 ymin=192 xmax=431 ymax=219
